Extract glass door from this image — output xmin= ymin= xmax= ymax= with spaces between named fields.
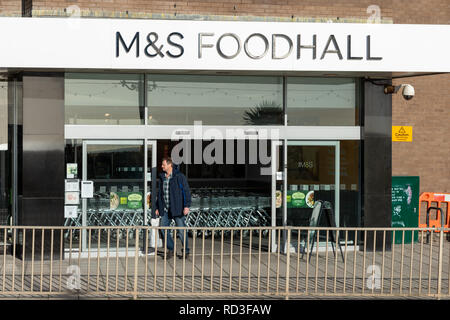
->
xmin=82 ymin=140 xmax=145 ymax=250
xmin=271 ymin=140 xmax=284 ymax=252
xmin=144 ymin=140 xmax=157 ymax=225
xmin=286 ymin=141 xmax=340 ymax=227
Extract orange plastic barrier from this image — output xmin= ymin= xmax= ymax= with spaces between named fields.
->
xmin=419 ymin=192 xmax=450 ymax=232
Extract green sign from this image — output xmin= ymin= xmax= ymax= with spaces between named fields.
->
xmin=110 ymin=191 xmax=143 ymax=210
xmin=391 ymin=176 xmax=419 ymax=244
xmin=287 ymin=190 xmax=315 ymax=208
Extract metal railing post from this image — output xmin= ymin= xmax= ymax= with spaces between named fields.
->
xmin=133 ymin=227 xmax=139 ymax=300
xmin=285 ymin=228 xmax=291 ymax=299
xmin=437 ymin=227 xmax=444 ymax=299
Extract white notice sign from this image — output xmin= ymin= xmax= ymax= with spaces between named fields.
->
xmin=65 ymin=192 xmax=80 ymax=205
xmin=66 ymin=163 xmax=78 ymax=179
xmin=65 ymin=179 xmax=79 ymax=192
xmin=64 ymin=206 xmax=78 ymax=219
xmin=276 ymin=172 xmax=283 ymax=181
xmin=81 ymin=181 xmax=94 ymax=198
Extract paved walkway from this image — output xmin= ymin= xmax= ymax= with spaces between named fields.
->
xmin=0 ymin=232 xmax=449 ymax=299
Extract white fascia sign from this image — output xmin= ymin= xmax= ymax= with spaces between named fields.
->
xmin=0 ymin=17 xmax=448 ymax=73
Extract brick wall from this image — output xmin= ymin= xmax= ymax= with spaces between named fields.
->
xmin=393 ymin=0 xmax=450 ymax=24
xmin=27 ymin=0 xmax=450 ymax=23
xmin=30 ymin=0 xmax=394 ymax=22
xmin=0 ymin=0 xmax=21 ymax=16
xmin=392 ymin=74 xmax=450 ymax=193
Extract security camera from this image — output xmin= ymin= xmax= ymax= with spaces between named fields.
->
xmin=401 ymin=84 xmax=415 ymax=100
xmin=384 ymin=84 xmax=415 ymax=100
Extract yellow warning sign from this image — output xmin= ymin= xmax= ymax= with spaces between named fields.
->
xmin=392 ymin=126 xmax=412 ymax=142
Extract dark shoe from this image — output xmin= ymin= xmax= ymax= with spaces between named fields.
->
xmin=158 ymin=250 xmax=174 ymax=259
xmin=177 ymin=251 xmax=190 ymax=259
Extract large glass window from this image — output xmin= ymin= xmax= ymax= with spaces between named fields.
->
xmin=0 ymin=81 xmax=6 ymax=151
xmin=64 ymin=140 xmax=145 ymax=249
xmin=339 ymin=140 xmax=361 ymax=228
xmin=64 ymin=74 xmax=363 ymax=127
xmin=285 ymin=140 xmax=361 ymax=228
xmin=156 ymin=139 xmax=272 ymax=227
xmin=147 ymin=74 xmax=283 ymax=125
xmin=0 ymin=81 xmax=9 ymax=226
xmin=286 ymin=143 xmax=338 ymax=227
xmin=65 ymin=73 xmax=144 ymax=125
xmin=287 ymin=77 xmax=358 ymax=126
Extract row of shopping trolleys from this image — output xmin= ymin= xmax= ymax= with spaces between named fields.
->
xmin=185 ymin=195 xmax=271 ymax=231
xmin=64 ymin=209 xmax=145 ymax=229
xmin=64 ymin=195 xmax=271 ymax=238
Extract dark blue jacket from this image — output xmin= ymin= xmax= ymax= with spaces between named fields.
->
xmin=155 ymin=166 xmax=191 ymax=217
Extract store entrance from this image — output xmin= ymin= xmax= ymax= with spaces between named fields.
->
xmin=73 ymin=140 xmax=157 ymax=250
xmin=286 ymin=141 xmax=340 ymax=228
xmin=274 ymin=141 xmax=341 ymax=253
xmin=65 ymin=138 xmax=276 ymax=251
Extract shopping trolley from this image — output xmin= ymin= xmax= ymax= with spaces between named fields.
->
xmin=163 ymin=189 xmax=273 ymax=240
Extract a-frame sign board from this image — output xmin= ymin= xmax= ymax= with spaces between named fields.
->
xmin=301 ymin=200 xmax=345 ymax=262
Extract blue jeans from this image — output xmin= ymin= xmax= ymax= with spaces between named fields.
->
xmin=160 ymin=211 xmax=189 ymax=254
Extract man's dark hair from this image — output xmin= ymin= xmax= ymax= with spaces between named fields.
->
xmin=162 ymin=157 xmax=173 ymax=166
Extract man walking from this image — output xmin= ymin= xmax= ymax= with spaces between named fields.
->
xmin=155 ymin=157 xmax=191 ymax=259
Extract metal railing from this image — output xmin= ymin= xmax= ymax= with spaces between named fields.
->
xmin=0 ymin=226 xmax=449 ymax=299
